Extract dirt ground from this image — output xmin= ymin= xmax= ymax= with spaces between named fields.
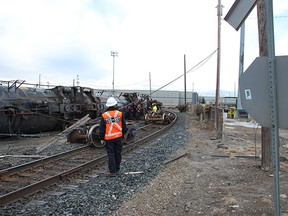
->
xmin=114 ymin=113 xmax=288 ymax=216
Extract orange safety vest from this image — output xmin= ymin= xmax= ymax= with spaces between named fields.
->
xmin=102 ymin=110 xmax=123 ymax=140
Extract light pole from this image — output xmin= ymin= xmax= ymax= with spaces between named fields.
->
xmin=111 ymin=51 xmax=118 ymax=91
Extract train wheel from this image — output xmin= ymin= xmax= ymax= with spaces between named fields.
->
xmin=88 ymin=124 xmax=105 ymax=148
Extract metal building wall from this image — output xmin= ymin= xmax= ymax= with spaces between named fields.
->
xmin=116 ymin=89 xmax=198 ymax=107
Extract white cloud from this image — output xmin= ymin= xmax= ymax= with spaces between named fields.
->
xmin=0 ymin=0 xmax=286 ymax=97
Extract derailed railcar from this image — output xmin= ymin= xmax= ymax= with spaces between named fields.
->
xmin=0 ymin=83 xmax=64 ymax=134
xmin=0 ymin=80 xmax=141 ymax=136
xmin=51 ymin=86 xmax=102 ymax=120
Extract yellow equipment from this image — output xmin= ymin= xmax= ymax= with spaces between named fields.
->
xmin=227 ymin=107 xmax=237 ymax=118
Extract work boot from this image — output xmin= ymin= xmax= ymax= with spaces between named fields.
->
xmin=105 ymin=171 xmax=116 ymax=177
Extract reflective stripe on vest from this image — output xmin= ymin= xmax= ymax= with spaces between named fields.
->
xmin=102 ymin=110 xmax=123 ymax=140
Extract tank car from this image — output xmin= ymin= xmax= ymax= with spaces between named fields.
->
xmin=0 ymin=80 xmax=139 ymax=136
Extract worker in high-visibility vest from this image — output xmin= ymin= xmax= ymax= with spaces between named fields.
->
xmin=99 ymin=97 xmax=128 ymax=177
xmin=152 ymin=104 xmax=158 ymax=113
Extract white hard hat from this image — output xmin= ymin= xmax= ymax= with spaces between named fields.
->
xmin=106 ymin=97 xmax=117 ymax=107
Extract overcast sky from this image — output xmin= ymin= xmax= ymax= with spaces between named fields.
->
xmin=0 ymin=0 xmax=287 ymax=96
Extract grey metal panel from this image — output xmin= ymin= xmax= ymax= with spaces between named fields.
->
xmin=239 ymin=56 xmax=288 ymax=129
xmin=192 ymin=93 xmax=198 ymax=104
xmin=152 ymin=90 xmax=179 ymax=106
xmin=179 ymin=92 xmax=194 ymax=104
xmin=224 ymin=0 xmax=257 ymax=31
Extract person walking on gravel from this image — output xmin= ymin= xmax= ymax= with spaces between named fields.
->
xmin=99 ymin=97 xmax=128 ymax=177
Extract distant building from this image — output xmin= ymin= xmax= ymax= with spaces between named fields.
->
xmin=115 ymin=89 xmax=197 ymax=107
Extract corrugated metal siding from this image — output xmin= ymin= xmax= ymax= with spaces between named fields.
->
xmin=117 ymin=89 xmax=197 ymax=107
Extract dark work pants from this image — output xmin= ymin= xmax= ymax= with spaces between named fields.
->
xmin=105 ymin=138 xmax=123 ymax=173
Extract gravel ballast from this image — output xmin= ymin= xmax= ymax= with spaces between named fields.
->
xmin=1 ymin=112 xmax=188 ymax=215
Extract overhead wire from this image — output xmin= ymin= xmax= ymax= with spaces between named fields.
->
xmin=150 ymin=49 xmax=218 ymax=95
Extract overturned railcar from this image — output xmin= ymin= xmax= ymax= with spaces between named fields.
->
xmin=0 ymin=80 xmax=137 ymax=135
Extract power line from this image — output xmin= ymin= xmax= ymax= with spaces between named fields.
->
xmin=150 ymin=49 xmax=217 ymax=95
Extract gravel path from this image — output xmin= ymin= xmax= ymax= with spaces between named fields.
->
xmin=1 ymin=112 xmax=188 ymax=215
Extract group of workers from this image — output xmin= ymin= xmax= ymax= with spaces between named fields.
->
xmin=124 ymin=97 xmax=161 ymax=121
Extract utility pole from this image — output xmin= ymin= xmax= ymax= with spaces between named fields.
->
xmin=257 ymin=0 xmax=272 ymax=171
xmin=76 ymin=74 xmax=79 ymax=86
xmin=149 ymin=72 xmax=151 ymax=96
xmin=184 ymin=54 xmax=187 ymax=104
xmin=38 ymin=74 xmax=41 ymax=88
xmin=111 ymin=51 xmax=118 ymax=91
xmin=215 ymin=0 xmax=222 ymax=138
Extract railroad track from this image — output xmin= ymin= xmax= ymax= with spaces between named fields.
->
xmin=0 ymin=110 xmax=177 ymax=206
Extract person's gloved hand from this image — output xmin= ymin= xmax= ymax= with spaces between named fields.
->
xmin=100 ymin=140 xmax=106 ymax=145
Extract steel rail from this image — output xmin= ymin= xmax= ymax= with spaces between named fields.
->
xmin=0 ymin=124 xmax=159 ymax=177
xmin=123 ymin=110 xmax=178 ymax=152
xmin=0 ymin=124 xmax=152 ymax=177
xmin=0 ymin=146 xmax=89 ymax=176
xmin=0 ymin=110 xmax=177 ymax=206
xmin=0 ymin=153 xmax=108 ymax=206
